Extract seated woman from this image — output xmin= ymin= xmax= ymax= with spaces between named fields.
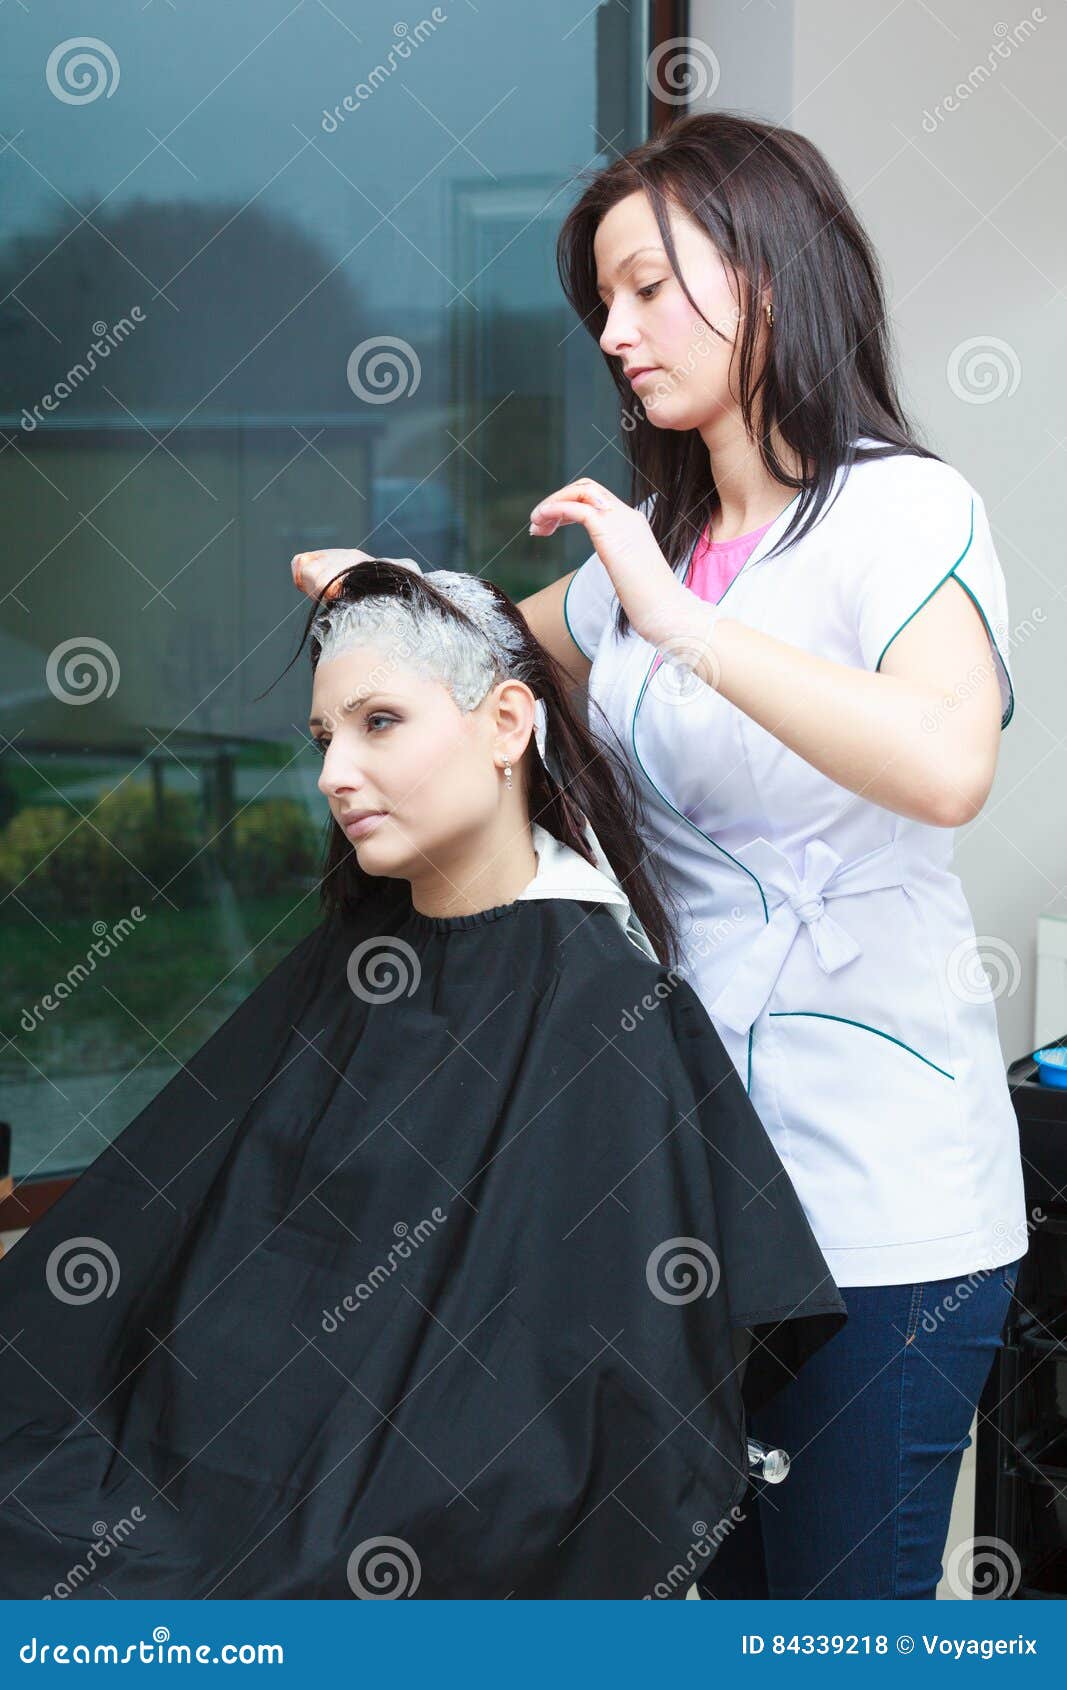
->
xmin=0 ymin=561 xmax=845 ymax=1600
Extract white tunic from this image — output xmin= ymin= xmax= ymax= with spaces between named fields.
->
xmin=562 ymin=438 xmax=1028 ymax=1287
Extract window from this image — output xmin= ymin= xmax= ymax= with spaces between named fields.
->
xmin=0 ymin=2 xmax=657 ymax=1184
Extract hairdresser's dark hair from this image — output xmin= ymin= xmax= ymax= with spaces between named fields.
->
xmin=556 ymin=108 xmax=941 ymax=639
xmin=282 ymin=560 xmax=682 ymax=968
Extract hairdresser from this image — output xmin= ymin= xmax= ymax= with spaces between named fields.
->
xmin=289 ymin=110 xmax=1027 ymax=1601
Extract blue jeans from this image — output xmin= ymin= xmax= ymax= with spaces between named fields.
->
xmin=697 ymin=1258 xmax=1023 ymax=1600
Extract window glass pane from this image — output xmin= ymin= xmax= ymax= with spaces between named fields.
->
xmin=0 ymin=2 xmax=646 ymax=1180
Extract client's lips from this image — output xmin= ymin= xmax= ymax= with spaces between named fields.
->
xmin=340 ymin=811 xmax=388 ymax=839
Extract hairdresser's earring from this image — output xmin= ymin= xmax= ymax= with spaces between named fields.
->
xmin=502 ymin=756 xmax=513 ymax=791
xmin=765 ymin=301 xmax=774 ymax=327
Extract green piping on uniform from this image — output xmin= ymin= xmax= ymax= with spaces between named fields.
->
xmin=629 ymin=542 xmax=771 ymax=922
xmin=872 ymin=500 xmax=975 ymax=672
xmin=949 ymin=571 xmax=1015 ymax=730
xmin=629 ymin=651 xmax=768 ymax=917
xmin=873 ymin=497 xmax=1014 ymax=731
xmin=768 ymin=1010 xmax=956 ymax=1080
xmin=591 ymin=495 xmax=802 ymax=1097
xmin=628 ymin=521 xmax=802 ymax=1095
xmin=562 ymin=570 xmax=594 ymax=662
xmin=564 ymin=550 xmax=761 ymax=1092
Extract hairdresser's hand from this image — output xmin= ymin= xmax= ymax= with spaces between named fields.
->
xmin=528 ymin=478 xmax=684 ymax=646
xmin=290 ymin=548 xmax=377 ymax=603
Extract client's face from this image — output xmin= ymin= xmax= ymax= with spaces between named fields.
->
xmin=309 ymin=643 xmax=501 ymax=880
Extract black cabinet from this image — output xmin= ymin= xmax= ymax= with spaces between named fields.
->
xmin=975 ymin=1042 xmax=1067 ymax=1597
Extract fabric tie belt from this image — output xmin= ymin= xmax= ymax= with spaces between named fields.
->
xmin=706 ymin=836 xmax=909 ymax=1035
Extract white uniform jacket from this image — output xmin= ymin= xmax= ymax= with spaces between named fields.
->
xmin=562 ymin=438 xmax=1028 ymax=1286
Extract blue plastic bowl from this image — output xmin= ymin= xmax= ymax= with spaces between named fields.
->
xmin=1033 ymin=1045 xmax=1067 ymax=1088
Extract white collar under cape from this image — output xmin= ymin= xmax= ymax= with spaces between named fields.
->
xmin=515 ymin=822 xmax=658 ymax=963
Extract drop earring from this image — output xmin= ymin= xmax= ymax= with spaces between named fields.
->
xmin=502 ymin=756 xmax=513 ymax=791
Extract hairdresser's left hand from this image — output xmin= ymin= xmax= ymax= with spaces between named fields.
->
xmin=528 ymin=478 xmax=683 ymax=645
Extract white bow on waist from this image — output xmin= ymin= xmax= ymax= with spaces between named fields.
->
xmin=706 ymin=836 xmax=908 ymax=1035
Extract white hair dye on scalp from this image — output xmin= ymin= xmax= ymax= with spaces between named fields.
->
xmin=310 ymin=569 xmax=527 ymax=712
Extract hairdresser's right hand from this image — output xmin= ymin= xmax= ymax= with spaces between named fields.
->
xmin=290 ymin=548 xmax=376 ymax=603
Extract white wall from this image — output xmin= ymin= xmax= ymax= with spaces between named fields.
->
xmin=688 ymin=0 xmax=1066 ymax=1067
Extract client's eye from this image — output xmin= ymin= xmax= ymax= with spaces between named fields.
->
xmin=310 ymin=714 xmax=396 ymax=754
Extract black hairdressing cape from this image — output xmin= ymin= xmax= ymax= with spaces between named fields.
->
xmin=0 ymin=861 xmax=845 ymax=1599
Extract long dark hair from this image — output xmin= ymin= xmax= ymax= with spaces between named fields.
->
xmin=556 ymin=109 xmax=940 ymax=639
xmin=281 ymin=560 xmax=682 ymax=967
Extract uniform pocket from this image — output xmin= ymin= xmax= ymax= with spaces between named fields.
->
xmin=760 ymin=1009 xmax=970 ymax=1254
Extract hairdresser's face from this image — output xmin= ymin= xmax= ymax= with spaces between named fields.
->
xmin=594 ymin=190 xmax=756 ymax=430
xmin=310 ymin=647 xmax=502 ymax=880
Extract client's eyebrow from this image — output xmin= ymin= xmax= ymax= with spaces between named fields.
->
xmin=308 ymin=695 xmax=401 ymax=728
xmin=595 ymin=245 xmax=665 ymax=296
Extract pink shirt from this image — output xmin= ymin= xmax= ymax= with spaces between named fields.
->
xmin=648 ymin=518 xmax=774 ymax=684
xmin=686 ymin=516 xmax=775 ymax=602
xmin=645 ymin=513 xmax=771 ymax=686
